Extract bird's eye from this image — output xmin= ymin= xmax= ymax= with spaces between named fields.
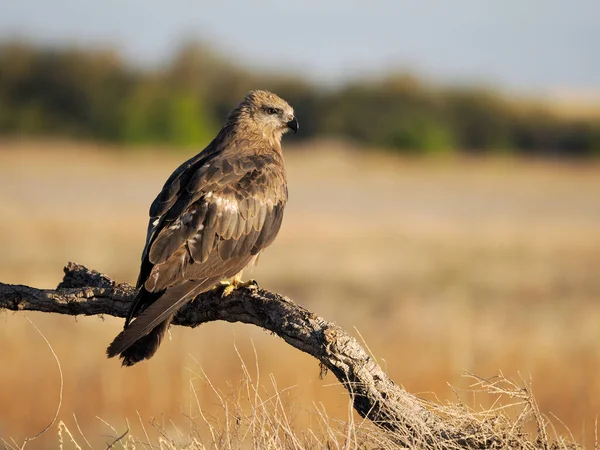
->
xmin=265 ymin=107 xmax=279 ymax=115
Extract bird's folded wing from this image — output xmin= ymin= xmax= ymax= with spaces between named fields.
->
xmin=140 ymin=148 xmax=287 ymax=292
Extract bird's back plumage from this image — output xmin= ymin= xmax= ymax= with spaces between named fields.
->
xmin=107 ymin=90 xmax=294 ymax=365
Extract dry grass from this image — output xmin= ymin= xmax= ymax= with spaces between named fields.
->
xmin=2 ymin=350 xmax=587 ymax=449
xmin=1 ymin=139 xmax=599 ymax=448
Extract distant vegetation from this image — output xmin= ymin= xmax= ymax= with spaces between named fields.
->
xmin=1 ymin=41 xmax=599 ymax=156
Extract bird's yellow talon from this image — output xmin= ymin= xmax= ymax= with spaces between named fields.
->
xmin=221 ymin=283 xmax=236 ymax=297
xmin=246 ymin=279 xmax=259 ymax=290
xmin=220 ymin=279 xmax=258 ymax=297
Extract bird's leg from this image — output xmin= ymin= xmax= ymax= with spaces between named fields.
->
xmin=221 ymin=271 xmax=259 ymax=297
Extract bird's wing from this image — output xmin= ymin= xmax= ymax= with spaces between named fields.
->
xmin=122 ymin=141 xmax=287 ymax=337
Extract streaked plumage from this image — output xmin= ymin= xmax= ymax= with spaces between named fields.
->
xmin=107 ymin=90 xmax=297 ymax=366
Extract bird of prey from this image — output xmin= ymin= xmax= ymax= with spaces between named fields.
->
xmin=107 ymin=90 xmax=297 ymax=366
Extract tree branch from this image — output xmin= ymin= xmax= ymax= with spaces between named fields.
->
xmin=0 ymin=263 xmax=512 ymax=448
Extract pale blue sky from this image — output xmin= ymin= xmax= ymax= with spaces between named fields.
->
xmin=1 ymin=0 xmax=599 ymax=93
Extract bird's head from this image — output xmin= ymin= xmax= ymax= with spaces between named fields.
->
xmin=233 ymin=90 xmax=298 ymax=141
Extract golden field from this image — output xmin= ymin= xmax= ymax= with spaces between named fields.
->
xmin=0 ymin=140 xmax=599 ymax=448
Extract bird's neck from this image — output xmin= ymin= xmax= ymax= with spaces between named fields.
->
xmin=220 ymin=118 xmax=284 ymax=153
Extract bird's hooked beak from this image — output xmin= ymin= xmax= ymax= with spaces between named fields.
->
xmin=286 ymin=116 xmax=299 ymax=134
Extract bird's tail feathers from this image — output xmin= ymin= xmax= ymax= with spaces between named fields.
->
xmin=108 ymin=317 xmax=173 ymax=366
xmin=107 ymin=278 xmax=215 ymax=366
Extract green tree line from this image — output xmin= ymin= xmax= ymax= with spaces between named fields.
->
xmin=1 ymin=42 xmax=599 ymax=156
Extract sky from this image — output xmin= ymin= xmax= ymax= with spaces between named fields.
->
xmin=1 ymin=0 xmax=599 ymax=95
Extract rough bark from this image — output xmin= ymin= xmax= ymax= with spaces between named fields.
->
xmin=0 ymin=262 xmax=494 ymax=449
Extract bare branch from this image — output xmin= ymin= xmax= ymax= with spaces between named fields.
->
xmin=0 ymin=262 xmax=565 ymax=449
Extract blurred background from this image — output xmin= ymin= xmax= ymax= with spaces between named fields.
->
xmin=1 ymin=1 xmax=599 ymax=447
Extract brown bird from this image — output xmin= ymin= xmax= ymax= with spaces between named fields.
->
xmin=107 ymin=90 xmax=297 ymax=366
